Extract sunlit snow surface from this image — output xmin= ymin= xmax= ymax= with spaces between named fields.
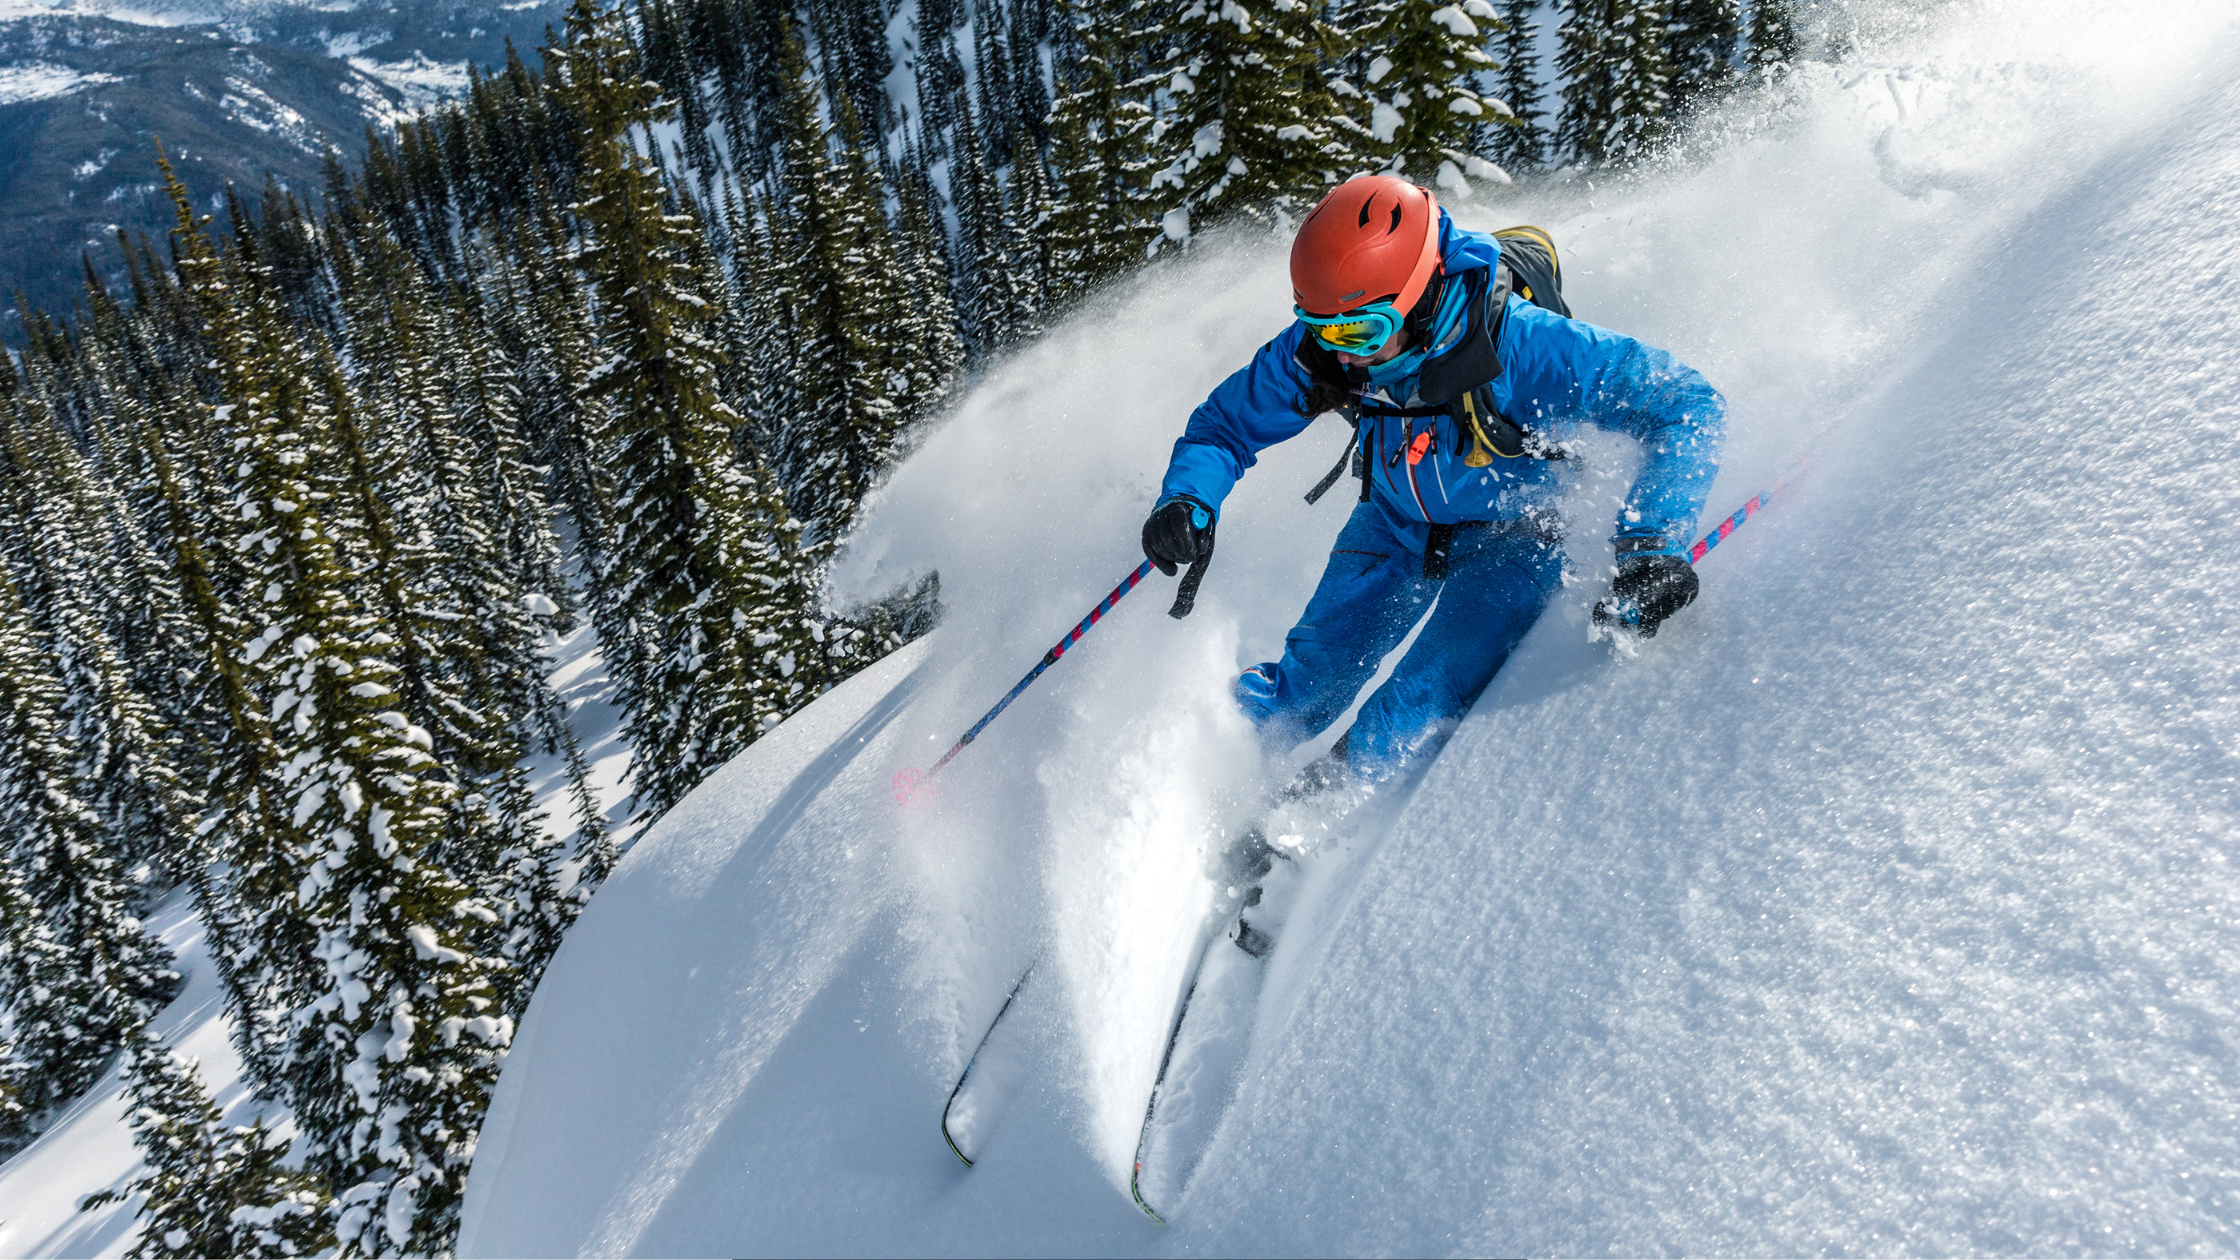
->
xmin=462 ymin=1 xmax=2240 ymax=1252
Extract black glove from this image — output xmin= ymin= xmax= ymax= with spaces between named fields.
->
xmin=1142 ymin=496 xmax=1216 ymax=578
xmin=1592 ymin=553 xmax=1698 ymax=638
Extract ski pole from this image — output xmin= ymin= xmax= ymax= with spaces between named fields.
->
xmin=1687 ymin=455 xmax=1808 ymax=566
xmin=895 ymin=559 xmax=1161 ymax=803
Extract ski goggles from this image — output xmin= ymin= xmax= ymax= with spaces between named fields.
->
xmin=1297 ymin=299 xmax=1405 ymax=356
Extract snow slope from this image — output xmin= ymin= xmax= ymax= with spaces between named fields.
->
xmin=460 ymin=2 xmax=2240 ymax=1253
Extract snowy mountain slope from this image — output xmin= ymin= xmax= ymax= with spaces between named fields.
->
xmin=457 ymin=2 xmax=2240 ymax=1254
xmin=0 ymin=0 xmax=559 ymax=335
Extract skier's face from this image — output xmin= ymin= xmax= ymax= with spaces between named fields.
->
xmin=1334 ymin=326 xmax=1410 ymax=368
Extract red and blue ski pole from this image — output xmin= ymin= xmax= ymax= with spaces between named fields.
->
xmin=1687 ymin=457 xmax=1805 ymax=567
xmin=894 ymin=555 xmax=1209 ymax=804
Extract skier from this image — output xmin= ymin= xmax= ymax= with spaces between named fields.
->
xmin=1141 ymin=175 xmax=1726 ymax=791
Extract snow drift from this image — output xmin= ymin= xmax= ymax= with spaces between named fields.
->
xmin=458 ymin=2 xmax=2240 ymax=1253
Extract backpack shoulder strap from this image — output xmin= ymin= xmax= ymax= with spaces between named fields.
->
xmin=1417 ymin=265 xmax=1509 ymax=406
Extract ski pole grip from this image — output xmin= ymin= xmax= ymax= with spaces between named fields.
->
xmin=1170 ymin=554 xmax=1210 ymax=619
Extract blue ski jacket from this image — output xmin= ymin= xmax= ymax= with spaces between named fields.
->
xmin=1158 ymin=211 xmax=1726 ymax=557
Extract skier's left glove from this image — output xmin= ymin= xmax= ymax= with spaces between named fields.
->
xmin=1592 ymin=553 xmax=1698 ymax=638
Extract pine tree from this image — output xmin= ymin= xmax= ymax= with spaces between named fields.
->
xmin=110 ymin=333 xmax=295 ymax=1093
xmin=769 ymin=24 xmax=953 ymax=546
xmin=0 ymin=1031 xmax=31 ymax=1154
xmin=451 ymin=293 xmax=573 ymax=637
xmin=1665 ymin=0 xmax=1740 ymax=117
xmin=0 ymin=567 xmax=178 ymax=1104
xmin=83 ymin=1035 xmax=334 ymax=1259
xmin=1487 ymin=0 xmax=1547 ymax=171
xmin=1135 ymin=0 xmax=1351 ymax=238
xmin=557 ymin=0 xmax=823 ymax=823
xmin=0 ymin=852 xmax=102 ymax=1151
xmin=1340 ymin=0 xmax=1514 ymax=193
xmin=1746 ymin=0 xmax=1798 ymax=76
xmin=1007 ymin=128 xmax=1058 ymax=309
xmin=500 ymin=198 xmax=616 ymax=584
xmin=808 ymin=0 xmax=895 ymax=142
xmin=0 ymin=403 xmax=198 ymax=887
xmin=953 ymin=101 xmax=1041 ymax=354
xmin=1008 ymin=0 xmax=1052 ymax=150
xmin=890 ymin=136 xmax=968 ymax=414
xmin=163 ymin=157 xmax=512 ymax=1255
xmin=1043 ymin=0 xmax=1156 ymax=302
xmin=1555 ymin=0 xmax=1674 ymax=166
xmin=913 ymin=0 xmax=970 ymax=151
xmin=974 ymin=0 xmax=1019 ymax=159
xmin=65 ymin=313 xmax=221 ymax=809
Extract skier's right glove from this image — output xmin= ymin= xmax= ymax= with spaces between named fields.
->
xmin=1142 ymin=495 xmax=1216 ymax=577
xmin=1592 ymin=553 xmax=1698 ymax=638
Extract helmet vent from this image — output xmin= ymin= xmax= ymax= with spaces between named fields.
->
xmin=1357 ymin=197 xmax=1374 ymax=228
xmin=1388 ymin=205 xmax=1404 ymax=234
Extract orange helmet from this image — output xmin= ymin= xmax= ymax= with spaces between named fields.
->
xmin=1290 ymin=176 xmax=1441 ymax=317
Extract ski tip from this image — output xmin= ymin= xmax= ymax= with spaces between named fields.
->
xmin=941 ymin=1120 xmax=975 ymax=1169
xmin=1129 ymin=1165 xmax=1167 ymax=1225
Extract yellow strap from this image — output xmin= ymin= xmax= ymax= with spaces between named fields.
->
xmin=1459 ymin=390 xmax=1503 ymax=467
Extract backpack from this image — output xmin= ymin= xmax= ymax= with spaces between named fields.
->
xmin=1300 ymin=225 xmax=1573 ymax=506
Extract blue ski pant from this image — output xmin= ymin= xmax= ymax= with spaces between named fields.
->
xmin=1236 ymin=502 xmax=1562 ymax=779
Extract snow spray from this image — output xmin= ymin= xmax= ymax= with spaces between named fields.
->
xmin=894 ymin=558 xmax=1179 ymax=804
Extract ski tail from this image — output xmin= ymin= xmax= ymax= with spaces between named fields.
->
xmin=942 ymin=959 xmax=1038 ymax=1167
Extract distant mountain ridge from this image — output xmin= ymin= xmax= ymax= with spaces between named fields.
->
xmin=0 ymin=0 xmax=560 ymax=335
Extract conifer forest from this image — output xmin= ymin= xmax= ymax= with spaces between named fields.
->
xmin=0 ymin=0 xmax=1809 ymax=1252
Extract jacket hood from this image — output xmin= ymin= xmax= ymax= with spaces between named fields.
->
xmin=1435 ymin=207 xmax=1502 ymax=276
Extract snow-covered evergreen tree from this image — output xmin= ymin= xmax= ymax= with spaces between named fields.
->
xmin=1135 ymin=0 xmax=1350 ymax=238
xmin=954 ymin=100 xmax=1042 ymax=354
xmin=1008 ymin=0 xmax=1053 ymax=150
xmin=890 ymin=136 xmax=968 ymax=419
xmin=1665 ymin=0 xmax=1740 ymax=116
xmin=973 ymin=0 xmax=1019 ymax=159
xmin=1487 ymin=0 xmax=1548 ymax=171
xmin=1747 ymin=0 xmax=1799 ymax=76
xmin=1340 ymin=0 xmax=1514 ymax=194
xmin=84 ymin=1035 xmax=334 ymax=1259
xmin=1043 ymin=0 xmax=1155 ymax=303
xmin=0 ymin=1031 xmax=30 ymax=1154
xmin=0 ymin=408 xmax=197 ymax=888
xmin=557 ymin=0 xmax=822 ymax=823
xmin=913 ymin=0 xmax=970 ymax=153
xmin=452 ymin=298 xmax=574 ymax=637
xmin=0 ymin=565 xmax=178 ymax=1104
xmin=163 ymin=157 xmax=513 ymax=1255
xmin=0 ymin=852 xmax=100 ymax=1153
xmin=110 ymin=334 xmax=294 ymax=1092
xmin=1555 ymin=0 xmax=1674 ymax=165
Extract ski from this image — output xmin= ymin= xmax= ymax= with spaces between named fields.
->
xmin=1128 ymin=826 xmax=1293 ymax=1222
xmin=941 ymin=959 xmax=1038 ymax=1167
xmin=1130 ymin=931 xmax=1219 ymax=1223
